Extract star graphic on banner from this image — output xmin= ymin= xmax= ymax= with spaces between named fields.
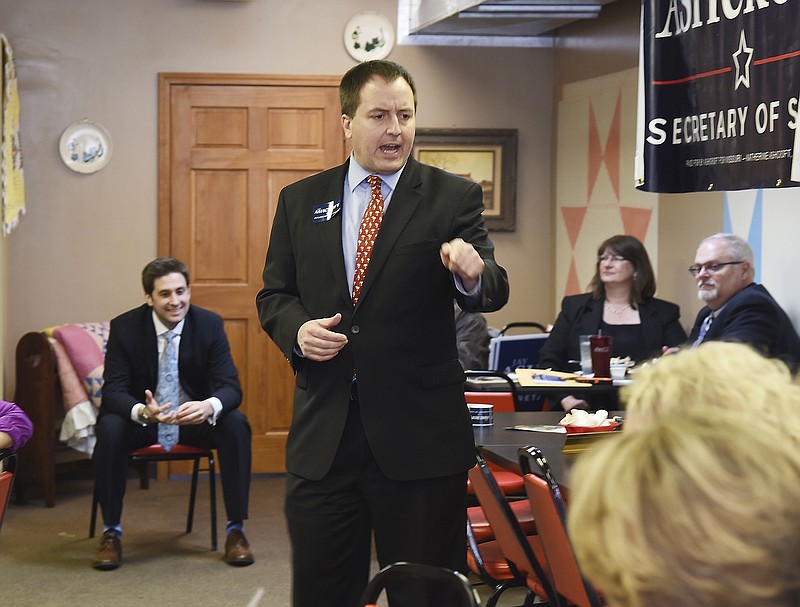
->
xmin=732 ymin=29 xmax=753 ymax=90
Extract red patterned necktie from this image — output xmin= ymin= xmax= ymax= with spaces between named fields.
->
xmin=352 ymin=175 xmax=385 ymax=304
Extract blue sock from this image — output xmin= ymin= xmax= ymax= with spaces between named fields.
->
xmin=103 ymin=525 xmax=122 ymax=538
xmin=226 ymin=521 xmax=243 ymax=534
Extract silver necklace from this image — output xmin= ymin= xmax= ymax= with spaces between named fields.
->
xmin=604 ymin=301 xmax=631 ymax=315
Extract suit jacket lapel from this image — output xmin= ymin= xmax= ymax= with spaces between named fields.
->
xmin=178 ymin=311 xmax=192 ymax=380
xmin=142 ymin=308 xmax=159 ymax=384
xmin=577 ymin=297 xmax=602 ymax=334
xmin=638 ymin=300 xmax=663 ymax=350
xmin=355 ymin=159 xmax=422 ymax=307
xmin=317 ymin=164 xmax=350 ymax=304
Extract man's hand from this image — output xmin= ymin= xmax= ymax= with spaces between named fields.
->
xmin=144 ymin=389 xmax=177 ymax=424
xmin=440 ymin=238 xmax=485 ymax=292
xmin=174 ymin=400 xmax=214 ymax=425
xmin=561 ymin=395 xmax=590 ymax=412
xmin=297 ymin=313 xmax=348 ymax=362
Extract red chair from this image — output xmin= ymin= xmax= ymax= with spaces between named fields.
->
xmin=0 ymin=451 xmax=17 ymax=531
xmin=520 ymin=445 xmax=603 ymax=607
xmin=466 ymin=525 xmax=527 ymax=607
xmin=468 ymin=451 xmax=558 ymax=607
xmin=359 ymin=561 xmax=480 ymax=607
xmin=465 ymin=371 xmax=525 ymax=497
xmin=466 ymin=484 xmax=539 ymax=604
xmin=464 ymin=370 xmax=519 ymax=412
xmin=89 ymin=444 xmax=217 ymax=550
xmin=468 ymin=497 xmax=536 ymax=544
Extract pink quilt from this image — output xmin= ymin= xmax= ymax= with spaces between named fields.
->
xmin=52 ymin=322 xmax=109 ymax=409
xmin=50 ymin=322 xmax=109 ymax=455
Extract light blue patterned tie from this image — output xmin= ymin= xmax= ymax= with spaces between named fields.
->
xmin=692 ymin=313 xmax=713 ymax=348
xmin=156 ymin=330 xmax=179 ymax=451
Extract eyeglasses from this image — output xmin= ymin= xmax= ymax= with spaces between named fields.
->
xmin=687 ymin=261 xmax=744 ymax=277
xmin=598 ymin=255 xmax=627 ymax=263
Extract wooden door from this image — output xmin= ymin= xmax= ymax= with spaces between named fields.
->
xmin=159 ymin=73 xmax=345 ymax=472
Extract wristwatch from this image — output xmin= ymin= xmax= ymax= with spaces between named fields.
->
xmin=138 ymin=406 xmax=150 ymax=424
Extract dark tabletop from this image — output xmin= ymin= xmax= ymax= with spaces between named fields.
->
xmin=473 ymin=411 xmax=623 ymax=488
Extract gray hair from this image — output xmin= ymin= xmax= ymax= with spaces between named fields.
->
xmin=700 ymin=233 xmax=754 ymax=266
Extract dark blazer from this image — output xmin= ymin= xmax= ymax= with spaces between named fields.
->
xmin=101 ymin=304 xmax=242 ymax=418
xmin=256 ymin=156 xmax=509 ymax=482
xmin=689 ymin=283 xmax=800 ymax=367
xmin=538 ymin=293 xmax=687 ymax=371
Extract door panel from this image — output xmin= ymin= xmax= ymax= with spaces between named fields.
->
xmin=160 ymin=74 xmax=345 ymax=472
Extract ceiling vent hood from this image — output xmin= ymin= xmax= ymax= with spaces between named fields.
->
xmin=397 ymin=0 xmax=614 ymax=48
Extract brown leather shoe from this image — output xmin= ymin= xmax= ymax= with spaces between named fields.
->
xmin=92 ymin=531 xmax=121 ymax=571
xmin=224 ymin=529 xmax=254 ymax=566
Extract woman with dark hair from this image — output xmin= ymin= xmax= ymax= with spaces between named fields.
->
xmin=538 ymin=235 xmax=686 ymax=410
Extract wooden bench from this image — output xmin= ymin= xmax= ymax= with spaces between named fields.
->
xmin=13 ymin=331 xmax=91 ymax=506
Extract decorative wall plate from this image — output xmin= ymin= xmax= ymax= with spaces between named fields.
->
xmin=344 ymin=11 xmax=395 ymax=62
xmin=59 ymin=120 xmax=113 ymax=173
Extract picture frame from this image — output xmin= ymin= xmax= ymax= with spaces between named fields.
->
xmin=413 ymin=128 xmax=518 ymax=231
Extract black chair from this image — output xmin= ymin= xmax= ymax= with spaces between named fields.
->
xmin=89 ymin=444 xmax=217 ymax=550
xmin=360 ymin=561 xmax=481 ymax=607
xmin=499 ymin=322 xmax=548 ymax=335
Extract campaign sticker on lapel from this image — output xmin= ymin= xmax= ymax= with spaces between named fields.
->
xmin=312 ymin=199 xmax=342 ymax=223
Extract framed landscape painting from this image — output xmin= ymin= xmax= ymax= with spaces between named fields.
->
xmin=414 ymin=128 xmax=517 ymax=231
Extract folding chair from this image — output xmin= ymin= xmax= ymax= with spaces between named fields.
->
xmin=360 ymin=561 xmax=481 ymax=607
xmin=519 ymin=445 xmax=603 ymax=607
xmin=499 ymin=322 xmax=548 ymax=335
xmin=465 ymin=370 xmax=525 ymax=497
xmin=90 ymin=443 xmax=217 ymax=551
xmin=468 ymin=497 xmax=536 ymax=543
xmin=468 ymin=451 xmax=559 ymax=607
xmin=465 ymin=370 xmax=520 ymax=412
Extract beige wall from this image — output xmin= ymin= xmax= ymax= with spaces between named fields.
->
xmin=0 ymin=0 xmax=554 ymax=395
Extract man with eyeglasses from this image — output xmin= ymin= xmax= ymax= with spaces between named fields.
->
xmin=685 ymin=233 xmax=800 ymax=368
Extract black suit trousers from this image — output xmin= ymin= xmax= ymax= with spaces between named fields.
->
xmin=93 ymin=410 xmax=252 ymax=526
xmin=285 ymin=391 xmax=468 ymax=607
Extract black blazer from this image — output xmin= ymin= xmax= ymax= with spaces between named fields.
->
xmin=101 ymin=304 xmax=242 ymax=419
xmin=538 ymin=293 xmax=687 ymax=371
xmin=256 ymin=156 xmax=509 ymax=482
xmin=689 ymin=283 xmax=800 ymax=367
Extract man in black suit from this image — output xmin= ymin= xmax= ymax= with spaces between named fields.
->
xmin=256 ymin=60 xmax=509 ymax=607
xmin=92 ymin=257 xmax=253 ymax=570
xmin=687 ymin=233 xmax=800 ymax=367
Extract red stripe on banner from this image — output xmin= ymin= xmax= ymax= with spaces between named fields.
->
xmin=652 ymin=67 xmax=731 ymax=86
xmin=652 ymin=48 xmax=800 ymax=86
xmin=754 ymin=49 xmax=800 ymax=65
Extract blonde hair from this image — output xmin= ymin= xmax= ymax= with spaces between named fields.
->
xmin=568 ymin=411 xmax=800 ymax=607
xmin=621 ymin=341 xmax=800 ymax=437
